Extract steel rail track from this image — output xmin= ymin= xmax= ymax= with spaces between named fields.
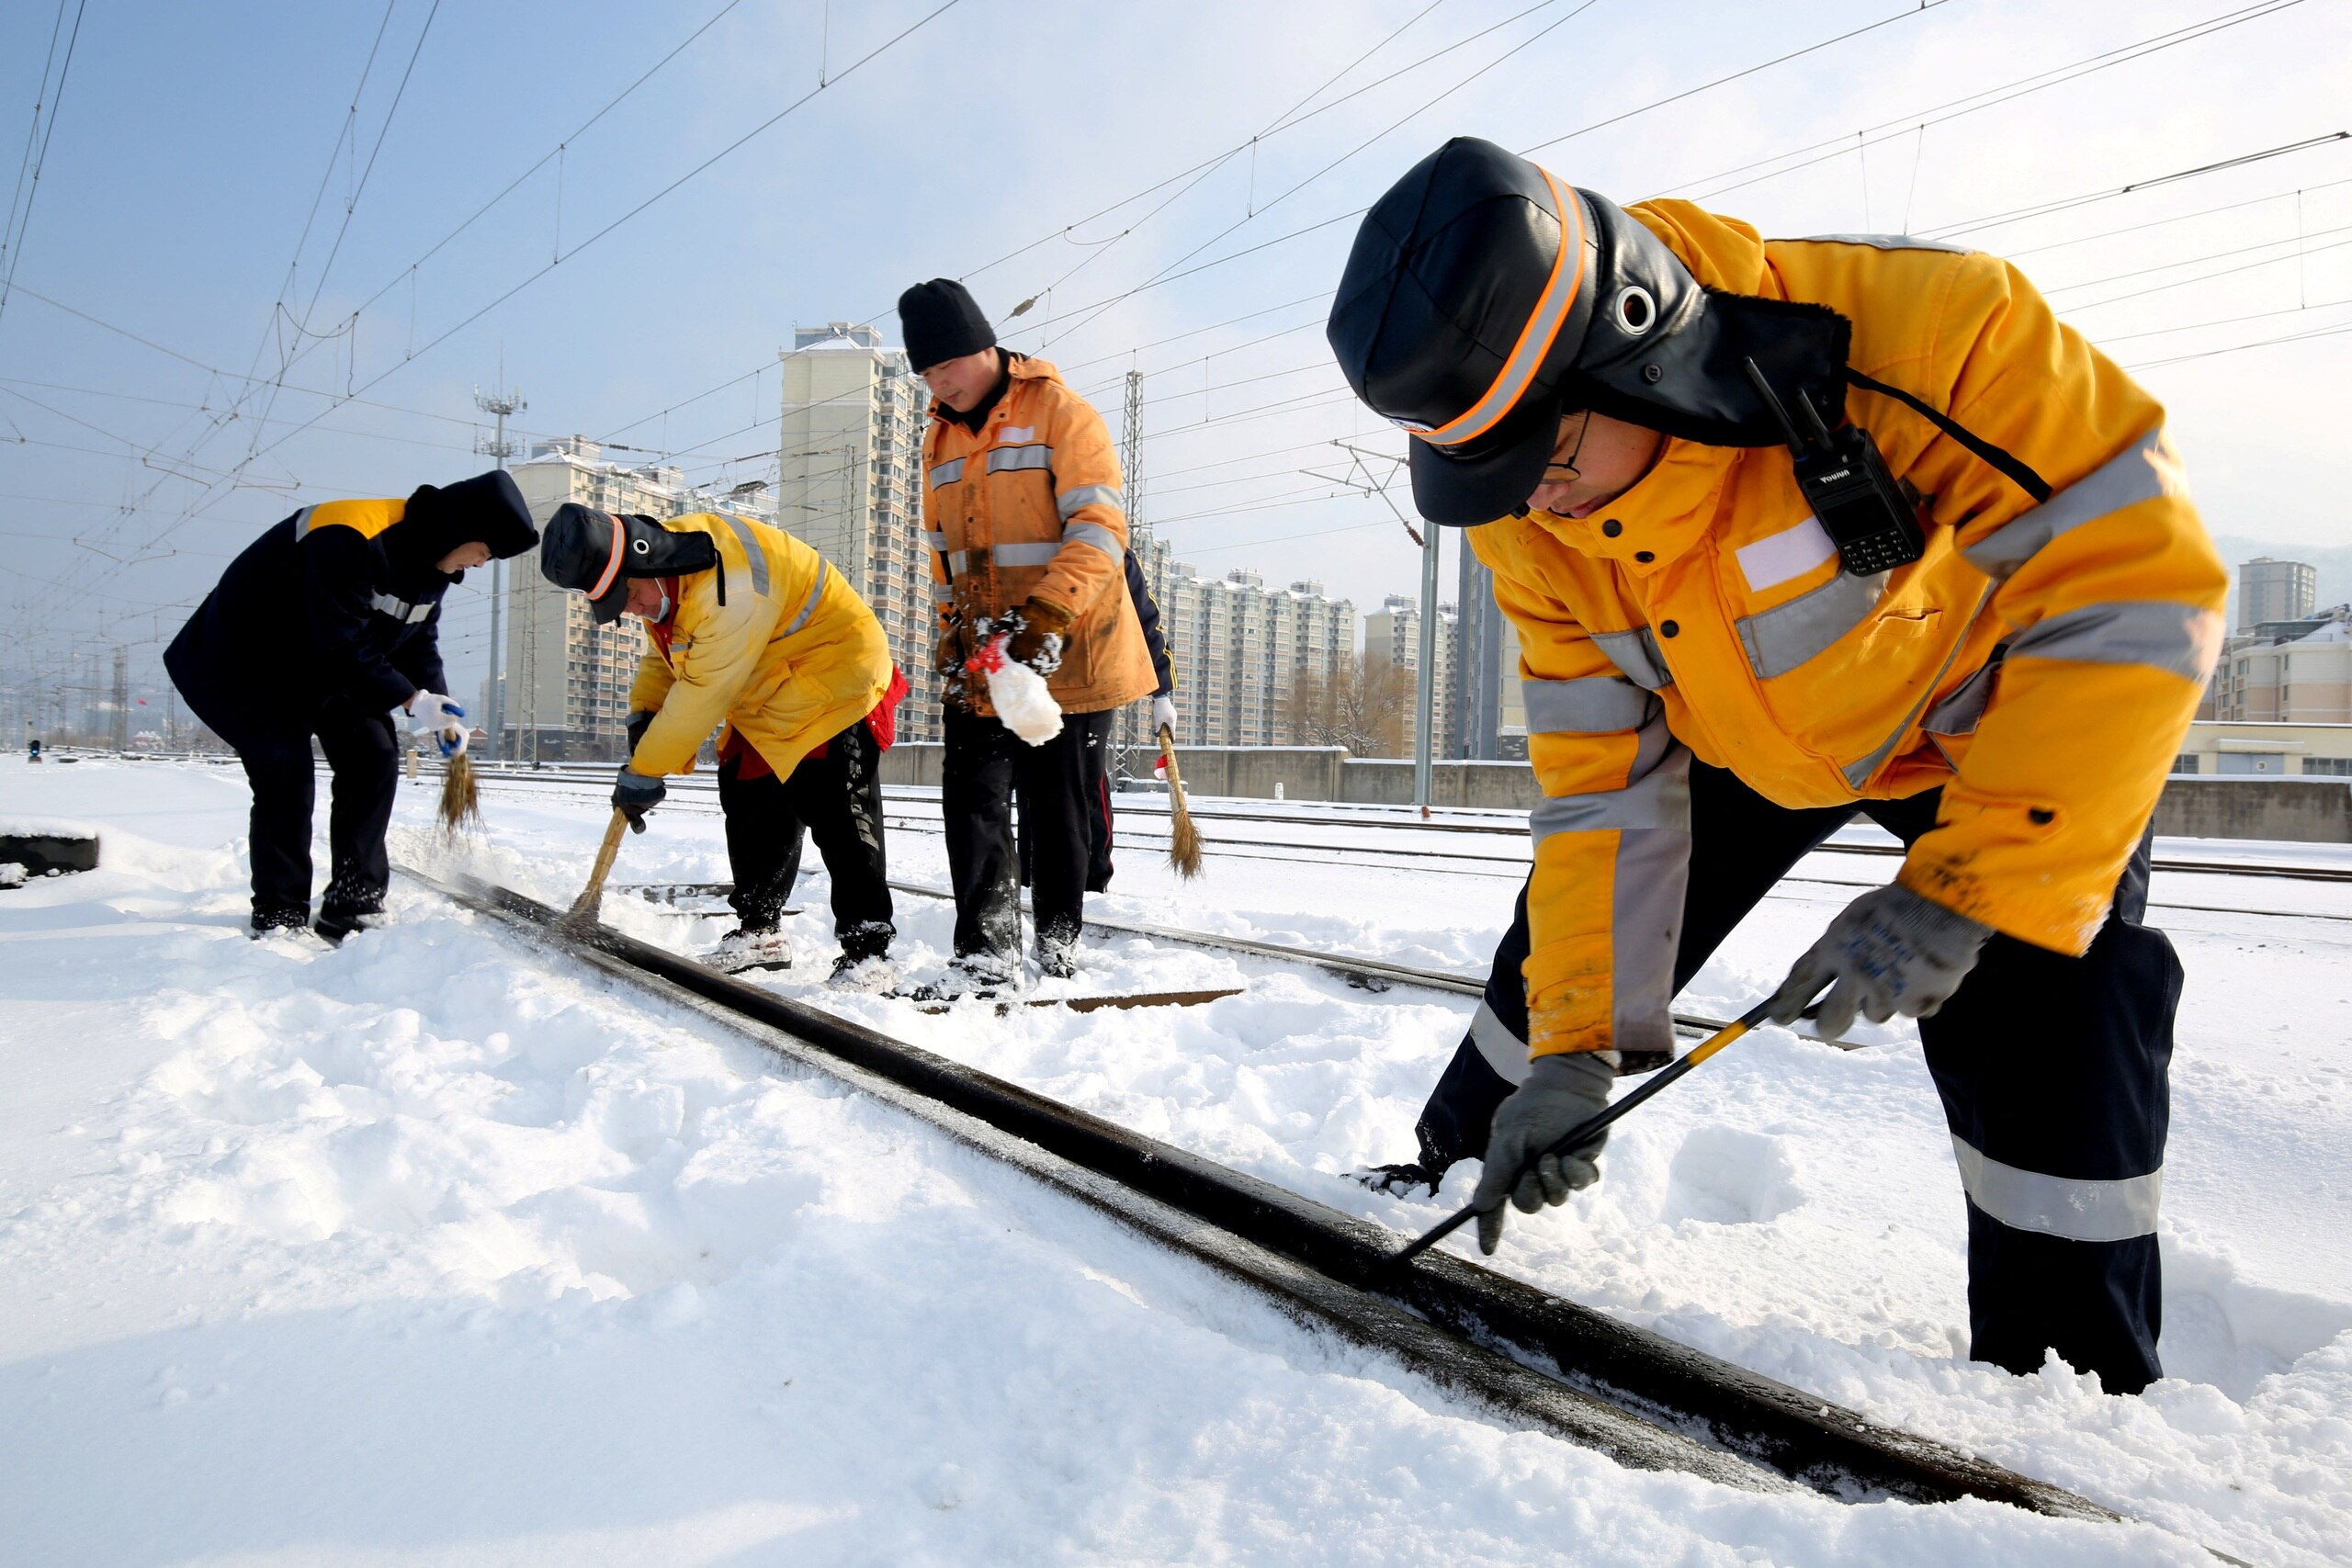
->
xmin=398 ymin=862 xmax=2125 ymax=1524
xmin=449 ymin=765 xmax=2352 ymax=886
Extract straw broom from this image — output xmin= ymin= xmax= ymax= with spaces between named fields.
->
xmin=564 ymin=807 xmax=631 ymax=929
xmin=1159 ymin=723 xmax=1204 ymax=880
xmin=435 ymin=750 xmax=481 ymax=831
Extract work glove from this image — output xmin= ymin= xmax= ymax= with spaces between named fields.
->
xmin=1470 ymin=1051 xmax=1614 ymax=1255
xmin=1766 ymin=884 xmax=1993 ymax=1043
xmin=409 ymin=693 xmax=467 ymax=758
xmin=1001 ymin=597 xmax=1072 ymax=676
xmin=623 ymin=709 xmax=654 ymax=758
xmin=1151 ymin=694 xmax=1179 ymax=736
xmin=613 ymin=766 xmax=666 ymax=833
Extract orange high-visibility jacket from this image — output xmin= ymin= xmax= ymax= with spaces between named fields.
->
xmin=922 ymin=355 xmax=1156 ymax=716
xmin=627 ymin=513 xmax=891 ymax=780
xmin=1477 ymin=200 xmax=2227 ymax=1060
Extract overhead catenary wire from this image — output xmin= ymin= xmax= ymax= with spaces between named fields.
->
xmin=0 ymin=0 xmax=89 ymax=340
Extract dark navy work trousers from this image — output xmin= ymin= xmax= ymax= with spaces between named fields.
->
xmin=1413 ymin=761 xmax=2175 ymax=1393
xmin=233 ymin=701 xmax=400 ymax=932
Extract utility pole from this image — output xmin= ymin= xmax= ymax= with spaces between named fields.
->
xmin=475 ymin=385 xmax=526 ymax=761
xmin=1118 ymin=369 xmax=1147 ymax=773
xmin=1303 ymin=438 xmax=1438 ymax=811
xmin=110 ymin=647 xmax=129 ymax=751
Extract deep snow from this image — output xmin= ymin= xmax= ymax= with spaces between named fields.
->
xmin=1 ymin=754 xmax=2344 ymax=1564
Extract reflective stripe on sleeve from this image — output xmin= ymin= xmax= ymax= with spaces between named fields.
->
xmin=992 ymin=542 xmax=1061 ymax=569
xmin=1961 ymin=428 xmax=2181 ymax=581
xmin=1528 ymin=724 xmax=1690 ymax=840
xmin=986 ymin=445 xmax=1055 ymax=474
xmin=1057 ymin=483 xmax=1124 ymax=520
xmin=1521 ymin=675 xmax=1655 ymax=734
xmin=1060 ymin=521 xmax=1122 ymax=560
xmin=1951 ymin=1136 xmax=2161 ymax=1243
xmin=290 ymin=506 xmax=319 ymax=539
xmin=1608 ymin=821 xmax=1690 ymax=1059
xmin=933 ymin=580 xmax=956 ymax=603
xmin=1467 ymin=999 xmax=1532 ymax=1086
xmin=368 ymin=592 xmax=433 ymax=625
xmin=946 ymin=549 xmax=973 ymax=575
xmin=781 ymin=559 xmax=827 ymax=637
xmin=1736 ymin=569 xmax=1886 ymax=679
xmin=924 ymin=531 xmax=949 ymax=549
xmin=720 ymin=513 xmax=771 ymax=599
xmin=1589 ymin=626 xmax=1674 ymax=691
xmin=930 ymin=457 xmax=967 ymax=487
xmin=2005 ymin=599 xmax=2223 ymax=682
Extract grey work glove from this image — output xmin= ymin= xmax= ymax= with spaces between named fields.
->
xmin=1470 ymin=1051 xmax=1615 ymax=1255
xmin=1767 ymin=884 xmax=1993 ymax=1043
xmin=613 ymin=766 xmax=666 ymax=834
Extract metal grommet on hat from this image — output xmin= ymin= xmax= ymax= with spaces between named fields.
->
xmin=1614 ymin=286 xmax=1657 ymax=335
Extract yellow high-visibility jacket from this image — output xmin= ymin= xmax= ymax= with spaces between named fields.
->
xmin=1481 ymin=200 xmax=2227 ymax=1060
xmin=922 ymin=355 xmax=1156 ymax=716
xmin=627 ymin=513 xmax=891 ymax=780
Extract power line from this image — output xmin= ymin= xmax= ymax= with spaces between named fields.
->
xmin=0 ymin=0 xmax=88 ymax=339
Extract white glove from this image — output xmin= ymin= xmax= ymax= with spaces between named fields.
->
xmin=1151 ymin=695 xmax=1179 ymax=736
xmin=409 ymin=693 xmax=468 ymax=758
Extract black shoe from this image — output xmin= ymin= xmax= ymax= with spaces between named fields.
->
xmin=1353 ymin=1161 xmax=1453 ymax=1198
xmin=250 ymin=907 xmax=310 ymax=940
xmin=829 ymin=952 xmax=896 ymax=991
xmin=1034 ymin=944 xmax=1078 ymax=980
xmin=313 ymin=907 xmax=383 ymax=946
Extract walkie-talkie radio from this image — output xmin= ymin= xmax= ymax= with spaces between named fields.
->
xmin=1742 ymin=357 xmax=1926 ymax=576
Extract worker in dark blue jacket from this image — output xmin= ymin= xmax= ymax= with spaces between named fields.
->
xmin=165 ymin=470 xmax=537 ymax=940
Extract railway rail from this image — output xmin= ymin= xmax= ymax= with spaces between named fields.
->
xmin=398 ymin=862 xmax=2134 ymax=1529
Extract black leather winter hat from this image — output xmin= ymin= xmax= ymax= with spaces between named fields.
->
xmin=398 ymin=468 xmax=538 ymax=571
xmin=897 ymin=278 xmax=996 ymax=373
xmin=539 ymin=503 xmax=718 ymax=624
xmin=1329 ymin=137 xmax=1851 ymax=525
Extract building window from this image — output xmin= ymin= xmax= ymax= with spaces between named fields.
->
xmin=2305 ymin=758 xmax=2352 ymax=777
xmin=2171 ymin=754 xmax=2199 ymax=775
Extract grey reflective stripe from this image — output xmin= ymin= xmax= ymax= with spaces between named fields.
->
xmin=1736 ymin=569 xmax=1885 ymax=679
xmin=1057 ymin=483 xmax=1125 ymax=519
xmin=1610 ymin=823 xmax=1690 ymax=1059
xmin=986 ymin=444 xmax=1055 ymax=473
xmin=1467 ymin=999 xmax=1531 ymax=1087
xmin=1952 ymin=1136 xmax=2161 ymax=1243
xmin=924 ymin=531 xmax=949 ymax=549
xmin=1521 ymin=676 xmax=1654 ymax=734
xmin=1921 ymin=656 xmax=1999 ymax=737
xmin=1961 ymin=428 xmax=2178 ymax=581
xmin=368 ymin=592 xmax=431 ymax=625
xmin=1060 ymin=521 xmax=1122 ymax=560
xmin=290 ymin=506 xmax=319 ymax=539
xmin=1529 ymin=731 xmax=1690 ymax=840
xmin=946 ymin=549 xmax=973 ymax=575
xmin=1790 ymin=232 xmax=1972 ymax=254
xmin=992 ymin=542 xmax=1061 ymax=568
xmin=1843 ymin=584 xmax=1996 ymax=788
xmin=930 ymin=457 xmax=967 ymax=486
xmin=1590 ymin=626 xmax=1673 ymax=690
xmin=780 ymin=559 xmax=827 ymax=637
xmin=720 ymin=513 xmax=770 ymax=599
xmin=2007 ymin=599 xmax=2222 ymax=682
xmin=933 ymin=581 xmax=956 ymax=602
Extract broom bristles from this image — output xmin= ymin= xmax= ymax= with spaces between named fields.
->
xmin=1159 ymin=724 xmax=1204 ymax=880
xmin=436 ymin=750 xmax=481 ymax=832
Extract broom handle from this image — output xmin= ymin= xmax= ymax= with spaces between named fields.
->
xmin=570 ymin=808 xmax=628 ymax=919
xmin=1157 ymin=723 xmax=1188 ymax=806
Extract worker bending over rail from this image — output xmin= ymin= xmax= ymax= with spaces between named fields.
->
xmin=901 ymin=278 xmax=1156 ymax=987
xmin=165 ymin=470 xmax=538 ymax=942
xmin=538 ymin=503 xmax=904 ymax=983
xmin=1330 ymin=138 xmax=2224 ymax=1395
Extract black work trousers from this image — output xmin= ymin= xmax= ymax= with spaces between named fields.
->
xmin=234 ymin=701 xmax=400 ymax=931
xmin=1413 ymin=761 xmax=2176 ymax=1394
xmin=944 ymin=704 xmax=1114 ymax=962
xmin=1017 ymin=718 xmax=1122 ymax=894
xmin=715 ymin=720 xmax=894 ymax=960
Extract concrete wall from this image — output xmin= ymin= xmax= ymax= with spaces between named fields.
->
xmin=884 ymin=743 xmax=2352 ymax=843
xmin=2151 ymin=776 xmax=2352 ymax=844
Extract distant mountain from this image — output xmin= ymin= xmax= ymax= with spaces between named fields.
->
xmin=2208 ymin=535 xmax=2352 ymax=628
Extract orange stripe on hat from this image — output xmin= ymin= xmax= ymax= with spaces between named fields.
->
xmin=1415 ymin=171 xmax=1588 ymax=450
xmin=586 ymin=510 xmax=625 ymax=599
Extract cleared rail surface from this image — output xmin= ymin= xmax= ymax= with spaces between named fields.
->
xmin=399 ymin=862 xmax=2126 ymax=1525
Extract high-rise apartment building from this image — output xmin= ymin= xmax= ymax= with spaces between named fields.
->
xmin=2239 ymin=557 xmax=2317 ymax=630
xmin=777 ymin=323 xmax=941 ymax=743
xmin=1154 ymin=564 xmax=1353 ymax=749
xmin=502 ymin=437 xmax=778 ymax=761
xmin=1453 ymin=550 xmax=1526 ymax=760
xmin=1364 ymin=592 xmax=1458 ymax=754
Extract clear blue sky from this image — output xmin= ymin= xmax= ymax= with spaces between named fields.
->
xmin=3 ymin=0 xmax=2346 ymax=722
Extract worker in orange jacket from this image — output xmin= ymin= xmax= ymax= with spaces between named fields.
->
xmin=1330 ymin=139 xmax=2224 ymax=1394
xmin=901 ymin=279 xmax=1157 ymax=987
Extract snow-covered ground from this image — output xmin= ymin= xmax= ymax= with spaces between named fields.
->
xmin=3 ymin=756 xmax=2346 ymax=1565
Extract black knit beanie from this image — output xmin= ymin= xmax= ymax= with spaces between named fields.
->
xmin=897 ymin=278 xmax=996 ymax=372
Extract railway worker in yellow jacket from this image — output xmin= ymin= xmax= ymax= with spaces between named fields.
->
xmin=899 ymin=278 xmax=1158 ymax=987
xmin=1329 ymin=138 xmax=2225 ymax=1395
xmin=538 ymin=503 xmax=902 ymax=983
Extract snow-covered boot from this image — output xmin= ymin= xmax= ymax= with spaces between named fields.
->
xmin=828 ymin=952 xmax=897 ymax=992
xmin=1033 ymin=939 xmax=1079 ymax=980
xmin=708 ymin=927 xmax=793 ymax=974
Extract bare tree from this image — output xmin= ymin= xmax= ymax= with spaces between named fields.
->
xmin=1284 ymin=651 xmax=1411 ymax=757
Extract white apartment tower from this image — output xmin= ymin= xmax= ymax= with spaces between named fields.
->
xmin=1157 ymin=566 xmax=1353 ymax=749
xmin=777 ymin=323 xmax=941 ymax=742
xmin=1363 ymin=592 xmax=1458 ymax=755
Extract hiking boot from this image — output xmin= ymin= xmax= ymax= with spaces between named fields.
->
xmin=709 ymin=927 xmax=793 ymax=974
